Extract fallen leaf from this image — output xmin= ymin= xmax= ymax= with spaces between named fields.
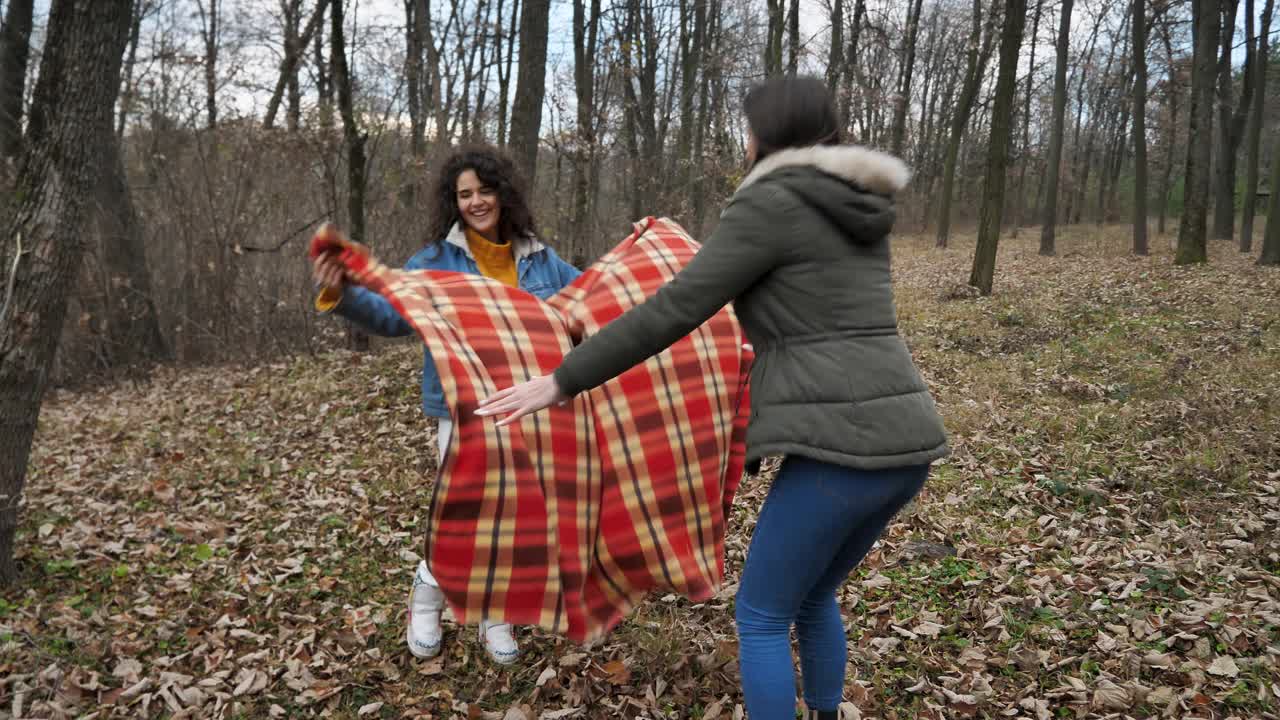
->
xmin=1206 ymin=655 xmax=1240 ymax=677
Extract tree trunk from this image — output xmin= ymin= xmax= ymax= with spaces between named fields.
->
xmin=95 ymin=107 xmax=167 ymax=369
xmin=969 ymin=0 xmax=1027 ymax=295
xmin=509 ymin=0 xmax=551 ymax=180
xmin=315 ymin=2 xmax=332 ymax=128
xmin=116 ymin=0 xmax=145 ymax=139
xmin=1132 ymin=0 xmax=1149 ymax=255
xmin=405 ymin=0 xmax=424 ymax=157
xmin=0 ymin=0 xmax=34 ymax=160
xmin=1176 ymin=0 xmax=1220 ymax=265
xmin=765 ymin=0 xmax=784 ymax=76
xmin=1241 ymin=0 xmax=1275 ymax=252
xmin=1157 ymin=15 xmax=1178 ymax=236
xmin=1261 ymin=136 xmax=1280 ymax=263
xmin=787 ymin=0 xmax=800 ymax=74
xmin=196 ymin=0 xmax=220 ymax=130
xmin=330 ymin=0 xmax=369 ymax=351
xmin=889 ymin=0 xmax=926 ymax=157
xmin=1211 ymin=0 xmax=1249 ymax=242
xmin=936 ymin=0 xmax=996 ymax=248
xmin=1039 ymin=0 xmax=1074 ymax=255
xmin=691 ymin=0 xmax=716 ymax=238
xmin=497 ymin=0 xmax=519 ymax=146
xmin=265 ymin=0 xmax=329 ymax=131
xmin=1011 ymin=0 xmax=1042 ymax=237
xmin=571 ymin=0 xmax=602 ymax=259
xmin=840 ymin=0 xmax=866 ymax=136
xmin=827 ymin=0 xmax=843 ymax=91
xmin=0 ymin=0 xmax=132 ymax=586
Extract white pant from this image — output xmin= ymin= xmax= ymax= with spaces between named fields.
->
xmin=437 ymin=417 xmax=452 ymax=459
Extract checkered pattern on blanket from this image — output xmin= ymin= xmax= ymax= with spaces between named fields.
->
xmin=310 ymin=217 xmax=752 ymax=642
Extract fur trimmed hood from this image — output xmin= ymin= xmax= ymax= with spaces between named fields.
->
xmin=737 ymin=144 xmax=911 ymax=196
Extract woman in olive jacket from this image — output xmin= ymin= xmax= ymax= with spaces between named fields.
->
xmin=478 ymin=76 xmax=948 ymax=719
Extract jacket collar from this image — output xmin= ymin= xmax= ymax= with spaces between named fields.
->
xmin=444 ymin=222 xmax=546 ymax=262
xmin=736 ymin=144 xmax=911 ymax=197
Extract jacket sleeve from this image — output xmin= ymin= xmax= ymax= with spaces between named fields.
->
xmin=331 ymin=286 xmax=416 ymax=337
xmin=545 ymin=247 xmax=583 ymax=288
xmin=554 ymin=188 xmax=783 ymax=397
xmin=315 ymin=247 xmax=437 ymax=338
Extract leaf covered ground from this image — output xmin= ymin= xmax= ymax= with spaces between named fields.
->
xmin=4 ymin=226 xmax=1280 ymax=719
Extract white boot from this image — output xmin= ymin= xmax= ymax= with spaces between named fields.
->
xmin=479 ymin=620 xmax=520 ymax=665
xmin=406 ymin=561 xmax=444 ymax=659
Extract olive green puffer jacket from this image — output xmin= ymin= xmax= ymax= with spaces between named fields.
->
xmin=555 ymin=144 xmax=949 ymax=470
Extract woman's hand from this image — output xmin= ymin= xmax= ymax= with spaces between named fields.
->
xmin=476 ymin=375 xmax=567 ymax=427
xmin=312 ymin=253 xmax=347 ymax=290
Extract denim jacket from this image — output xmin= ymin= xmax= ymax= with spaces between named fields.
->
xmin=321 ymin=223 xmax=581 ymax=417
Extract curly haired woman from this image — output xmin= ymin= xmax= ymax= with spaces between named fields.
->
xmin=313 ymin=145 xmax=581 ymax=665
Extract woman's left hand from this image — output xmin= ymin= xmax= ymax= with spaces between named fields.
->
xmin=476 ymin=375 xmax=567 ymax=426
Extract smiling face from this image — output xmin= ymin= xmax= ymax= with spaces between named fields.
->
xmin=455 ymin=169 xmax=502 ymax=241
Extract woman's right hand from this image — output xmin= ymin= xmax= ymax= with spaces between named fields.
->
xmin=312 ymin=253 xmax=347 ymax=291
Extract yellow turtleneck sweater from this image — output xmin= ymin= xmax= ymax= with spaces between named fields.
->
xmin=464 ymin=227 xmax=518 ymax=288
xmin=315 ymin=227 xmax=519 ymax=313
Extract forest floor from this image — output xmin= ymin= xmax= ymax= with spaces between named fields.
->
xmin=4 ymin=224 xmax=1279 ymax=720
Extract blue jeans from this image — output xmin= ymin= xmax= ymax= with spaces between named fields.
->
xmin=734 ymin=457 xmax=928 ymax=719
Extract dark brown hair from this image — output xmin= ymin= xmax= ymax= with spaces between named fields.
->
xmin=425 ymin=144 xmax=538 ymax=246
xmin=743 ymin=75 xmax=842 ymax=164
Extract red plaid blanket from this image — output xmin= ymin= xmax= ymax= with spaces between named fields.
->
xmin=311 ymin=218 xmax=752 ymax=642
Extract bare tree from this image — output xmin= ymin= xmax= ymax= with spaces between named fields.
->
xmin=1211 ymin=0 xmax=1257 ymax=243
xmin=788 ymin=0 xmax=800 ymax=74
xmin=264 ymin=0 xmax=330 ymax=131
xmin=1132 ymin=0 xmax=1149 ymax=255
xmin=766 ymin=0 xmax=784 ymax=75
xmin=935 ymin=0 xmax=997 ymax=248
xmin=1240 ymin=0 xmax=1274 ymax=252
xmin=1262 ymin=139 xmax=1280 ymax=264
xmin=0 ymin=0 xmax=133 ymax=585
xmin=970 ymin=0 xmax=1027 ymax=294
xmin=509 ymin=0 xmax=552 ymax=179
xmin=330 ymin=0 xmax=369 ymax=349
xmin=496 ymin=0 xmax=519 ymax=146
xmin=195 ymin=0 xmax=221 ymax=129
xmin=889 ymin=0 xmax=926 ymax=157
xmin=1039 ymin=0 xmax=1074 ymax=256
xmin=1176 ymin=0 xmax=1219 ymax=265
xmin=0 ymin=0 xmax=34 ymax=160
xmin=571 ymin=0 xmax=604 ymax=259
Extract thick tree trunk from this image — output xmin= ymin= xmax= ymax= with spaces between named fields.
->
xmin=840 ymin=0 xmax=866 ymax=137
xmin=0 ymin=0 xmax=132 ymax=586
xmin=1176 ymin=0 xmax=1220 ymax=265
xmin=1040 ymin=0 xmax=1074 ymax=255
xmin=1241 ymin=0 xmax=1274 ymax=252
xmin=509 ymin=0 xmax=551 ymax=180
xmin=0 ymin=0 xmax=34 ymax=160
xmin=969 ymin=0 xmax=1027 ymax=294
xmin=1132 ymin=0 xmax=1149 ymax=255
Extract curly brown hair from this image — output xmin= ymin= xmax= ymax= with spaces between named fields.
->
xmin=424 ymin=145 xmax=538 ymax=247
